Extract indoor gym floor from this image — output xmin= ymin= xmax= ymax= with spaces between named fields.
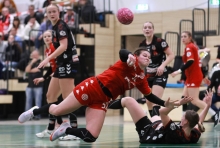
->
xmin=0 ymin=116 xmax=219 ymax=148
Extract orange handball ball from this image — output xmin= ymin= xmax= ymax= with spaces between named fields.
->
xmin=117 ymin=8 xmax=134 ymax=25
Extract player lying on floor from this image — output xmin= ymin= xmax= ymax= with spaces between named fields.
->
xmin=108 ymin=90 xmax=212 ymax=144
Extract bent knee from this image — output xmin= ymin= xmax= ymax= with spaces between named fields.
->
xmin=49 ymin=104 xmax=62 ymax=116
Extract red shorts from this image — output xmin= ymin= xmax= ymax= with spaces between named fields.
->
xmin=73 ymin=77 xmax=110 ymax=112
xmin=185 ymin=76 xmax=202 ymax=88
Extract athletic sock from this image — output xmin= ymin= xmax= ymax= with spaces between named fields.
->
xmin=69 ymin=112 xmax=78 ymax=128
xmin=48 ymin=114 xmax=56 ymax=130
xmin=108 ymin=99 xmax=123 ymax=109
xmin=182 ymin=96 xmax=188 ymax=111
xmin=149 ymin=110 xmax=153 ymax=117
xmin=33 ymin=104 xmax=51 ymax=116
xmin=152 ymin=106 xmax=160 ymax=116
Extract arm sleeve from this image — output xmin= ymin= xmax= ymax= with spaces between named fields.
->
xmin=119 ymin=49 xmax=132 ymax=62
xmin=43 ymin=66 xmax=52 ymax=80
xmin=180 ymin=60 xmax=194 ymax=71
xmin=144 ymin=93 xmax=165 ymax=107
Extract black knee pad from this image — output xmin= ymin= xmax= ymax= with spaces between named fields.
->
xmin=81 ymin=129 xmax=97 ymax=143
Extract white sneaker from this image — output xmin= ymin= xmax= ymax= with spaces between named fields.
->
xmin=18 ymin=106 xmax=39 ymax=123
xmin=50 ymin=122 xmax=71 ymax=141
xmin=36 ymin=129 xmax=53 ymax=138
xmin=59 ymin=135 xmax=80 ymax=141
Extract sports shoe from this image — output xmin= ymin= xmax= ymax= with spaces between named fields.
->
xmin=50 ymin=122 xmax=71 ymax=141
xmin=18 ymin=106 xmax=39 ymax=123
xmin=36 ymin=129 xmax=53 ymax=138
xmin=59 ymin=135 xmax=80 ymax=141
xmin=214 ymin=111 xmax=220 ymax=128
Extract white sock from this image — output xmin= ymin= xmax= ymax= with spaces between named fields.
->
xmin=208 ymin=108 xmax=216 ymax=116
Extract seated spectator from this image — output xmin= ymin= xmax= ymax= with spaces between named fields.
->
xmin=64 ymin=6 xmax=76 ymax=28
xmin=0 ymin=0 xmax=17 ymax=14
xmin=23 ymin=16 xmax=40 ymax=49
xmin=0 ymin=7 xmax=12 ymax=39
xmin=9 ymin=27 xmax=23 ymax=49
xmin=8 ymin=16 xmax=24 ymax=39
xmin=24 ymin=5 xmax=42 ymax=25
xmin=2 ymin=34 xmax=21 ymax=71
xmin=74 ymin=0 xmax=97 ymax=24
xmin=0 ymin=32 xmax=7 ymax=78
xmin=35 ymin=13 xmax=52 ymax=50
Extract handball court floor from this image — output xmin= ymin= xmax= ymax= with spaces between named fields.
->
xmin=0 ymin=116 xmax=219 ymax=148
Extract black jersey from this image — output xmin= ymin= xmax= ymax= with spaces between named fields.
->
xmin=139 ymin=36 xmax=169 ymax=74
xmin=208 ymin=70 xmax=220 ymax=94
xmin=140 ymin=120 xmax=201 ymax=144
xmin=52 ymin=19 xmax=77 ymax=65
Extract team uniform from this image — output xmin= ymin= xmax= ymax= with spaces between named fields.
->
xmin=136 ymin=117 xmax=201 ymax=144
xmin=43 ymin=43 xmax=57 ymax=78
xmin=182 ymin=43 xmax=203 ymax=87
xmin=52 ymin=19 xmax=79 ymax=79
xmin=73 ymin=57 xmax=152 ymax=112
xmin=139 ymin=36 xmax=169 ymax=88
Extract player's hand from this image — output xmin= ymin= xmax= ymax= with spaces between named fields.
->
xmin=156 ymin=65 xmax=165 ymax=76
xmin=203 ymin=89 xmax=213 ymax=107
xmin=33 ymin=77 xmax=44 ymax=85
xmin=176 ymin=96 xmax=193 ymax=106
xmin=203 ymin=78 xmax=211 ymax=86
xmin=37 ymin=58 xmax=49 ymax=69
xmin=164 ymin=98 xmax=179 ymax=109
xmin=170 ymin=70 xmax=180 ymax=78
xmin=127 ymin=54 xmax=136 ymax=66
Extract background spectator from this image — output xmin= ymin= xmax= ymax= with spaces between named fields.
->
xmin=23 ymin=16 xmax=40 ymax=49
xmin=24 ymin=5 xmax=42 ymax=25
xmin=8 ymin=16 xmax=24 ymax=39
xmin=0 ymin=0 xmax=17 ymax=14
xmin=25 ymin=50 xmax=43 ymax=120
xmin=64 ymin=6 xmax=76 ymax=28
xmin=0 ymin=31 xmax=7 ymax=78
xmin=74 ymin=0 xmax=97 ymax=24
xmin=2 ymin=34 xmax=21 ymax=71
xmin=0 ymin=7 xmax=12 ymax=39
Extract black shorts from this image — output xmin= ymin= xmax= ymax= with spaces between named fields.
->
xmin=147 ymin=72 xmax=168 ymax=88
xmin=135 ymin=116 xmax=152 ymax=140
xmin=53 ymin=63 xmax=78 ymax=79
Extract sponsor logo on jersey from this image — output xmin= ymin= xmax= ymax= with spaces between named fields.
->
xmin=158 ymin=134 xmax=163 ymax=138
xmin=186 ymin=52 xmax=191 ymax=57
xmin=59 ymin=67 xmax=65 ymax=73
xmin=63 ymin=53 xmax=67 ymax=59
xmin=60 ymin=30 xmax=66 ymax=36
xmin=186 ymin=48 xmax=190 ymax=51
xmin=81 ymin=94 xmax=88 ymax=101
xmin=161 ymin=41 xmax=167 ymax=48
xmin=152 ymin=45 xmax=156 ymax=50
xmin=152 ymin=136 xmax=157 ymax=140
xmin=170 ymin=123 xmax=176 ymax=130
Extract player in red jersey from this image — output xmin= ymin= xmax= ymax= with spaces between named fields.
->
xmin=18 ymin=47 xmax=179 ymax=142
xmin=108 ymin=90 xmax=213 ymax=144
xmin=171 ymin=31 xmax=207 ymax=114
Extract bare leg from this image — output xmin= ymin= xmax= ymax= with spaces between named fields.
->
xmin=47 ymin=77 xmax=61 ymax=103
xmin=187 ymin=87 xmax=206 ymax=109
xmin=85 ymin=108 xmax=106 ymax=137
xmin=146 ymin=85 xmax=164 ymax=110
xmin=49 ymin=92 xmax=82 ymax=116
xmin=59 ymin=78 xmax=74 ymax=99
xmin=121 ymin=97 xmax=146 ymax=123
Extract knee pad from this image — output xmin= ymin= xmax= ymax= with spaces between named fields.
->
xmin=81 ymin=129 xmax=97 ymax=143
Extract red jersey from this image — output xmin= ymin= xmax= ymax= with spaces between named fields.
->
xmin=45 ymin=43 xmax=57 ymax=72
xmin=97 ymin=57 xmax=151 ymax=100
xmin=182 ymin=42 xmax=203 ymax=87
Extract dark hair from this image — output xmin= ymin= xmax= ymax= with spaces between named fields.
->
xmin=13 ymin=16 xmax=20 ymax=28
xmin=134 ymin=46 xmax=150 ymax=56
xmin=182 ymin=31 xmax=195 ymax=43
xmin=185 ymin=110 xmax=205 ymax=132
xmin=143 ymin=21 xmax=154 ymax=29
